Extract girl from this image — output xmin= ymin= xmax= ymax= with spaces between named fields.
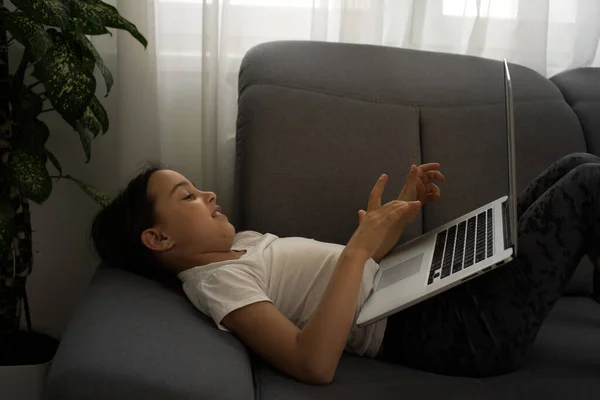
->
xmin=92 ymin=153 xmax=600 ymax=385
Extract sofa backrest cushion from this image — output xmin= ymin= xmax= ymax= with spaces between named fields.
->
xmin=235 ymin=41 xmax=590 ymax=294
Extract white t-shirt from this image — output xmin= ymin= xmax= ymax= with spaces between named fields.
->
xmin=178 ymin=230 xmax=387 ymax=357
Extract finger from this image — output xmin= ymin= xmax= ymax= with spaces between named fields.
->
xmin=427 ymin=183 xmax=441 ymax=196
xmin=410 ymin=165 xmax=419 ymax=182
xmin=418 ymin=163 xmax=441 ymax=172
xmin=368 ymin=174 xmax=387 ymax=211
xmin=358 ymin=209 xmax=366 ymax=224
xmin=424 ymin=183 xmax=441 ymax=202
xmin=426 ymin=193 xmax=441 ymax=202
xmin=407 ymin=200 xmax=423 ymax=210
xmin=424 ymin=171 xmax=445 ymax=182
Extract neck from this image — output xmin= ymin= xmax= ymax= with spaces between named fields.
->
xmin=167 ymin=249 xmax=246 ymax=273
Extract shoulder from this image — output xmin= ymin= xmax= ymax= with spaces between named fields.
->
xmin=202 ymin=264 xmax=263 ymax=290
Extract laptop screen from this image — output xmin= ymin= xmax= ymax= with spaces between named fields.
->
xmin=503 ymin=59 xmax=518 ymax=257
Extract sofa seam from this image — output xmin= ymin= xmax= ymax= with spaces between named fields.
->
xmin=251 ymin=353 xmax=262 ymax=400
xmin=240 ymin=80 xmax=568 ymax=108
xmin=571 ymin=99 xmax=600 ymax=106
xmin=418 ymin=105 xmax=425 ymax=233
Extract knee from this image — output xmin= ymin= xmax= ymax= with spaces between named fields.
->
xmin=558 ymin=152 xmax=600 ymax=168
xmin=566 ymin=163 xmax=600 ymax=186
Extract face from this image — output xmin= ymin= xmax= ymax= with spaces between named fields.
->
xmin=142 ymin=170 xmax=236 ymax=262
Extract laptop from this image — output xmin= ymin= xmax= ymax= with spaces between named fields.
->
xmin=357 ymin=59 xmax=518 ymax=327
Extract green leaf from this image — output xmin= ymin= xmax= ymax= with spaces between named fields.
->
xmin=79 ymin=107 xmax=102 ymax=137
xmin=77 ymin=0 xmax=148 ymax=48
xmin=0 ymin=197 xmax=16 ymax=258
xmin=77 ymin=34 xmax=113 ymax=95
xmin=71 ymin=16 xmax=111 ymax=36
xmin=11 ymin=119 xmax=49 ymax=156
xmin=45 ymin=150 xmax=63 ymax=179
xmin=89 ymin=96 xmax=108 ymax=133
xmin=74 ymin=121 xmax=92 ymax=163
xmin=32 ymin=30 xmax=96 ymax=122
xmin=11 ymin=0 xmax=69 ymax=29
xmin=7 ymin=151 xmax=52 ymax=204
xmin=14 ymin=88 xmax=44 ymax=122
xmin=69 ymin=1 xmax=112 ymax=36
xmin=104 ymin=13 xmax=148 ymax=48
xmin=5 ymin=12 xmax=52 ymax=62
xmin=77 ymin=41 xmax=96 ymax=73
xmin=62 ymin=29 xmax=96 ymax=73
xmin=64 ymin=175 xmax=110 ymax=207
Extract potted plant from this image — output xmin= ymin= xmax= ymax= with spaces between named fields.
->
xmin=0 ymin=0 xmax=146 ymax=397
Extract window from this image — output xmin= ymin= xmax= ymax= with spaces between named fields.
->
xmin=442 ymin=0 xmax=578 ymax=24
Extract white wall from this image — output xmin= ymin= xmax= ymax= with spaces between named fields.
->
xmin=27 ymin=107 xmax=120 ymax=339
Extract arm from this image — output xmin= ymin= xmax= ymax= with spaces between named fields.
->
xmin=222 ymin=200 xmax=416 ymax=384
xmin=222 ymin=247 xmax=370 ymax=385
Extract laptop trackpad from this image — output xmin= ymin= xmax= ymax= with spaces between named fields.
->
xmin=376 ymin=253 xmax=424 ymax=291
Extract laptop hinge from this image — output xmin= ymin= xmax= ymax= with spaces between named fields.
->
xmin=502 ymin=200 xmax=513 ymax=251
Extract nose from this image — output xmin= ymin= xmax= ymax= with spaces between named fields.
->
xmin=204 ymin=191 xmax=217 ymax=204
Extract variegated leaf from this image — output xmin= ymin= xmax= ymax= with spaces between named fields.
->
xmin=32 ymin=30 xmax=96 ymax=122
xmin=79 ymin=0 xmax=147 ymax=48
xmin=45 ymin=149 xmax=63 ymax=179
xmin=64 ymin=175 xmax=110 ymax=207
xmin=0 ymin=197 xmax=16 ymax=258
xmin=79 ymin=107 xmax=102 ymax=137
xmin=69 ymin=1 xmax=111 ymax=36
xmin=77 ymin=34 xmax=113 ymax=95
xmin=71 ymin=16 xmax=111 ymax=36
xmin=89 ymin=96 xmax=108 ymax=133
xmin=81 ymin=55 xmax=96 ymax=73
xmin=74 ymin=120 xmax=92 ymax=162
xmin=8 ymin=151 xmax=52 ymax=204
xmin=11 ymin=0 xmax=69 ymax=29
xmin=5 ymin=12 xmax=52 ymax=62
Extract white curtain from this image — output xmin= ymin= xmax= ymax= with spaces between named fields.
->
xmin=96 ymin=0 xmax=600 ymax=215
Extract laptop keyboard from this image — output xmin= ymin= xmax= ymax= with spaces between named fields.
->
xmin=428 ymin=208 xmax=494 ymax=285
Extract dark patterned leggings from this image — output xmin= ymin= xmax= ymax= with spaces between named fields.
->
xmin=377 ymin=152 xmax=600 ymax=377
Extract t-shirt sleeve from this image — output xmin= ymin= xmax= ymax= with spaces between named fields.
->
xmin=199 ymin=267 xmax=272 ymax=332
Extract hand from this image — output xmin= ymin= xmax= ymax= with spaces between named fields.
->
xmin=348 ymin=199 xmax=422 ymax=260
xmin=398 ymin=163 xmax=444 ymax=205
xmin=358 ymin=174 xmax=424 ymax=230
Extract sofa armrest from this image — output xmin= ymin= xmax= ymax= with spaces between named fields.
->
xmin=551 ymin=68 xmax=600 ymax=157
xmin=45 ymin=267 xmax=255 ymax=400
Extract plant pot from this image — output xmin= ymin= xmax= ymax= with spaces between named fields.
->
xmin=0 ymin=331 xmax=59 ymax=400
xmin=0 ymin=361 xmax=53 ymax=400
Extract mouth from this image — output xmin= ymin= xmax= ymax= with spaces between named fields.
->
xmin=212 ymin=206 xmax=223 ymax=218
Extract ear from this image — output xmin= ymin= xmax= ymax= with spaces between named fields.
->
xmin=141 ymin=228 xmax=174 ymax=252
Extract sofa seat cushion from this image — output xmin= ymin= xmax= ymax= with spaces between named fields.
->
xmin=253 ymin=296 xmax=600 ymax=400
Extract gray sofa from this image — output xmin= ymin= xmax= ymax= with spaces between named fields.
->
xmin=45 ymin=42 xmax=600 ymax=400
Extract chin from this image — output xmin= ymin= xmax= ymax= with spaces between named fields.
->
xmin=225 ymin=223 xmax=236 ymax=237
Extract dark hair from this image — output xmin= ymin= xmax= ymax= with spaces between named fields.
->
xmin=91 ymin=164 xmax=176 ymax=285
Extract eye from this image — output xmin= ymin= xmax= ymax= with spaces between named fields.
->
xmin=183 ymin=193 xmax=195 ymax=200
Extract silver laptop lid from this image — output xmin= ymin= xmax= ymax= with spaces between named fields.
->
xmin=503 ymin=59 xmax=518 ymax=256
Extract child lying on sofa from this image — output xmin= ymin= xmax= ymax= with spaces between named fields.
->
xmin=91 ymin=152 xmax=600 ymax=384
